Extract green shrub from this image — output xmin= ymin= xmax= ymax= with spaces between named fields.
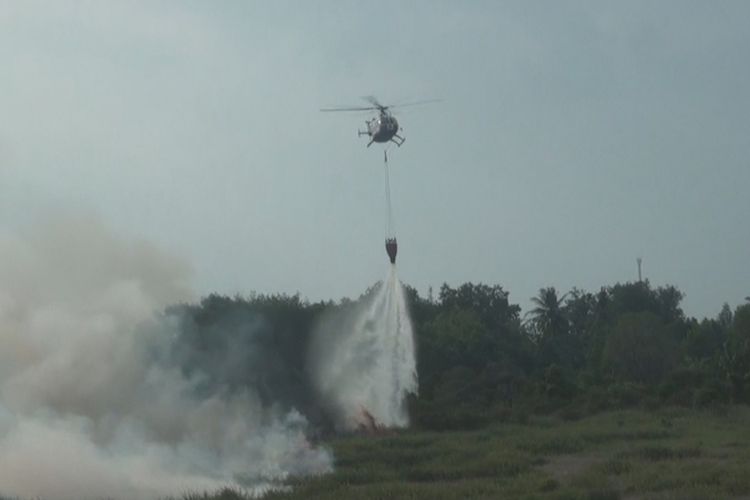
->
xmin=606 ymin=382 xmax=645 ymax=408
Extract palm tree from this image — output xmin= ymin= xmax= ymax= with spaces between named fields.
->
xmin=526 ymin=287 xmax=569 ymax=338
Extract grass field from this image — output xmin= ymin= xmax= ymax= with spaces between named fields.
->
xmin=4 ymin=408 xmax=748 ymax=500
xmin=260 ymin=406 xmax=750 ymax=500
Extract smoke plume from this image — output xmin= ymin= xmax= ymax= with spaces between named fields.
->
xmin=0 ymin=215 xmax=331 ymax=500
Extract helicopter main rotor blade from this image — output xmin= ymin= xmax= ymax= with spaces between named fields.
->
xmin=361 ymin=95 xmax=386 ymax=109
xmin=320 ymin=106 xmax=378 ymax=112
xmin=389 ymin=98 xmax=442 ymax=109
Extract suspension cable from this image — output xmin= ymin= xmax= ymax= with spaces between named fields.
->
xmin=384 ymin=150 xmax=394 ymax=238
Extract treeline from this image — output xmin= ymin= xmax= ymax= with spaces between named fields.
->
xmin=409 ymin=281 xmax=750 ymax=429
xmin=167 ymin=281 xmax=750 ymax=432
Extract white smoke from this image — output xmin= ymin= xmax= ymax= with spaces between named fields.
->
xmin=311 ymin=266 xmax=418 ymax=430
xmin=0 ymin=215 xmax=331 ymax=500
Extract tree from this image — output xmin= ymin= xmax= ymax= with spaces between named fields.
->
xmin=417 ymin=308 xmax=492 ymax=402
xmin=655 ymin=285 xmax=685 ymax=323
xmin=422 ymin=308 xmax=494 ymax=369
xmin=527 ymin=287 xmax=588 ymax=372
xmin=564 ymin=288 xmax=596 ymax=339
xmin=607 ymin=281 xmax=684 ymax=324
xmin=526 ymin=287 xmax=568 ymax=338
xmin=438 ymin=283 xmax=520 ymax=333
xmin=602 ymin=312 xmax=677 ymax=385
xmin=719 ymin=304 xmax=750 ymax=402
xmin=734 ymin=304 xmax=750 ymax=338
xmin=684 ymin=318 xmax=726 ymax=361
xmin=718 ymin=303 xmax=733 ymax=329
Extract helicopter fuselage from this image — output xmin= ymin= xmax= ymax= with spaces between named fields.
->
xmin=322 ymin=95 xmax=438 ymax=148
xmin=359 ymin=112 xmax=405 ymax=147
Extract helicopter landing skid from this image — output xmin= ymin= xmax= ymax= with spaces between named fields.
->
xmin=390 ymin=134 xmax=405 ymax=147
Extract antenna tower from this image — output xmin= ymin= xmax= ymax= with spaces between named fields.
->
xmin=637 ymin=257 xmax=643 ymax=282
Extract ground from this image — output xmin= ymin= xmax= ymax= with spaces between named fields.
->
xmin=262 ymin=406 xmax=750 ymax=500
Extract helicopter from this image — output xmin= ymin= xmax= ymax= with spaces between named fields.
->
xmin=321 ymin=96 xmax=439 ymax=148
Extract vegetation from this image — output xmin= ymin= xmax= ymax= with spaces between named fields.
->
xmin=408 ymin=281 xmax=750 ymax=427
xmin=166 ymin=280 xmax=750 ymax=498
xmin=169 ymin=280 xmax=750 ymax=427
xmin=186 ymin=408 xmax=750 ymax=500
xmin=271 ymin=407 xmax=750 ymax=499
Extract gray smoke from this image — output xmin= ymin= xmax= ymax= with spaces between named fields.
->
xmin=0 ymin=215 xmax=331 ymax=500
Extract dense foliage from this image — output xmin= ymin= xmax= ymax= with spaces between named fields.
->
xmin=168 ymin=281 xmax=750 ymax=432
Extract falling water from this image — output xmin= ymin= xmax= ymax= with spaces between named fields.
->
xmin=310 ymin=265 xmax=418 ymax=430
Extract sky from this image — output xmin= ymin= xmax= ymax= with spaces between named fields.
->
xmin=1 ymin=1 xmax=748 ymax=319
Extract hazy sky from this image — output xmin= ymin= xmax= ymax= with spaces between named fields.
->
xmin=1 ymin=1 xmax=748 ymax=319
